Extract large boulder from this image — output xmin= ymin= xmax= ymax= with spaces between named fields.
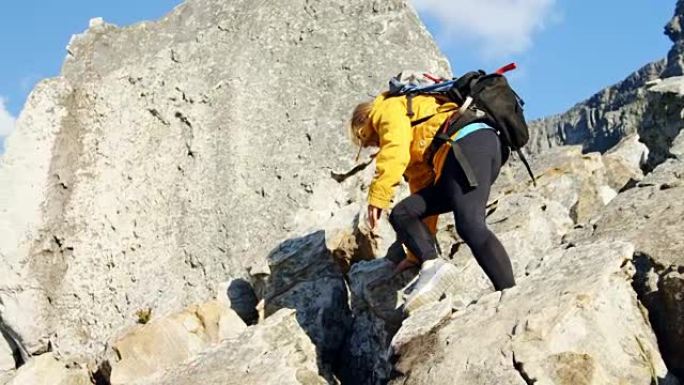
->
xmin=390 ymin=242 xmax=677 ymax=385
xmin=589 ymin=137 xmax=684 ymax=376
xmin=0 ymin=0 xmax=449 ymax=361
xmin=491 ymin=146 xmax=617 ymax=224
xmin=601 ymin=134 xmax=648 ymax=190
xmin=108 ymin=300 xmax=246 ymax=385
xmin=133 ymin=309 xmax=327 ymax=385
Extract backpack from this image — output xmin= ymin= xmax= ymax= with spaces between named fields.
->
xmin=387 ymin=64 xmax=536 ymax=187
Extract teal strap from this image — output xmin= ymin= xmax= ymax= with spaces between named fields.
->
xmin=455 ymin=122 xmax=494 ymax=141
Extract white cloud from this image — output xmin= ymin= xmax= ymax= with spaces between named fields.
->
xmin=411 ymin=0 xmax=559 ymax=58
xmin=0 ymin=97 xmax=17 ymax=137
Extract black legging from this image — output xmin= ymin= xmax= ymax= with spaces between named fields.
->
xmin=389 ymin=129 xmax=515 ymax=291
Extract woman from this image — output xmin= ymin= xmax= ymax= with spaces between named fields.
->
xmin=349 ymin=92 xmax=515 ymax=312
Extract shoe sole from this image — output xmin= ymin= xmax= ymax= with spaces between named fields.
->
xmin=404 ymin=263 xmax=458 ymax=314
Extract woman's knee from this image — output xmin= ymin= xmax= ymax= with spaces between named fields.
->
xmin=389 ymin=201 xmax=419 ymax=231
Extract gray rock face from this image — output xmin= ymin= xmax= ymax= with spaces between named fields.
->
xmin=528 ymin=61 xmax=665 ymax=155
xmin=0 ymin=0 xmax=449 ymax=362
xmin=528 ymin=1 xmax=684 ymax=167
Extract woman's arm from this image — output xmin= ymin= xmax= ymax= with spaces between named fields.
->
xmin=368 ymin=98 xmax=412 ymax=209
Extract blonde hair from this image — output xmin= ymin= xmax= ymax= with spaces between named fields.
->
xmin=349 ymin=100 xmax=376 ymax=147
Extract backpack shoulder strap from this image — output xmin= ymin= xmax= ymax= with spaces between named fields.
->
xmin=410 ymin=113 xmax=434 ymax=127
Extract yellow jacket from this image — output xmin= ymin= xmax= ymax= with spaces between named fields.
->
xmin=366 ymin=93 xmax=458 ymax=209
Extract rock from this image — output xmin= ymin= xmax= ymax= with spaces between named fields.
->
xmin=660 ymin=271 xmax=684 ymax=378
xmin=491 ymin=146 xmax=615 ymax=224
xmin=263 ymin=231 xmax=352 ymax=380
xmin=597 ymin=185 xmax=618 ymax=204
xmin=390 ymin=242 xmax=674 ymax=385
xmin=0 ymin=78 xmax=73 ymax=356
xmin=638 ymin=159 xmax=684 ymax=188
xmin=0 ymin=0 xmax=449 ymax=361
xmin=294 ymin=169 xmax=400 ymax=271
xmin=6 ymin=353 xmax=90 ymax=385
xmin=671 ymin=129 xmax=684 ymax=159
xmin=389 ymin=298 xmax=451 ymax=354
xmin=664 ymin=0 xmax=684 ymax=77
xmin=340 ymin=312 xmax=392 ymax=385
xmin=134 ymin=309 xmax=327 ymax=385
xmin=310 ymin=201 xmax=395 ymax=271
xmin=339 ymin=258 xmax=415 ymax=385
xmin=109 ymin=299 xmax=246 ymax=385
xmin=578 ymin=155 xmax=684 ymax=377
xmin=593 ymin=172 xmax=684 ymax=269
xmin=601 ymin=134 xmax=647 ymax=190
xmin=0 ymin=372 xmax=14 ymax=385
xmin=649 ymin=75 xmax=684 ymax=95
xmin=0 ymin=336 xmax=14 ymax=376
xmin=641 ymin=80 xmax=684 ymax=169
xmin=220 ymin=279 xmax=259 ymax=326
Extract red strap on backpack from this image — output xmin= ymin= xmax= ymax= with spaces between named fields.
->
xmin=423 ymin=73 xmax=445 ymax=83
xmin=495 ymin=63 xmax=517 ymax=75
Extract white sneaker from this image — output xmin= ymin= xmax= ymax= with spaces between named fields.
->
xmin=403 ymin=259 xmax=458 ymax=314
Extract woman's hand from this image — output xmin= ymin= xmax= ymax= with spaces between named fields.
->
xmin=367 ymin=205 xmax=383 ymax=232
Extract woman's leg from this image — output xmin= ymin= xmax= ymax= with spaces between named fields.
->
xmin=389 ymin=183 xmax=451 ymax=263
xmin=441 ymin=130 xmax=515 ymax=291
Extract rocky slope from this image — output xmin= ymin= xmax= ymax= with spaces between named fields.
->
xmin=529 ymin=0 xmax=684 ymax=170
xmin=1 ymin=0 xmax=684 ymax=385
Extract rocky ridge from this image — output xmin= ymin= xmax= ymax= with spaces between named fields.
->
xmin=529 ymin=0 xmax=684 ymax=169
xmin=0 ymin=0 xmax=683 ymax=384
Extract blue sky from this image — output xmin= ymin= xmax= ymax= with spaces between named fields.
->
xmin=0 ymin=1 xmax=676 ymax=150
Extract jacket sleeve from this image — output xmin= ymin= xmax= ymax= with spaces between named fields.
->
xmin=368 ymin=98 xmax=412 ymax=209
